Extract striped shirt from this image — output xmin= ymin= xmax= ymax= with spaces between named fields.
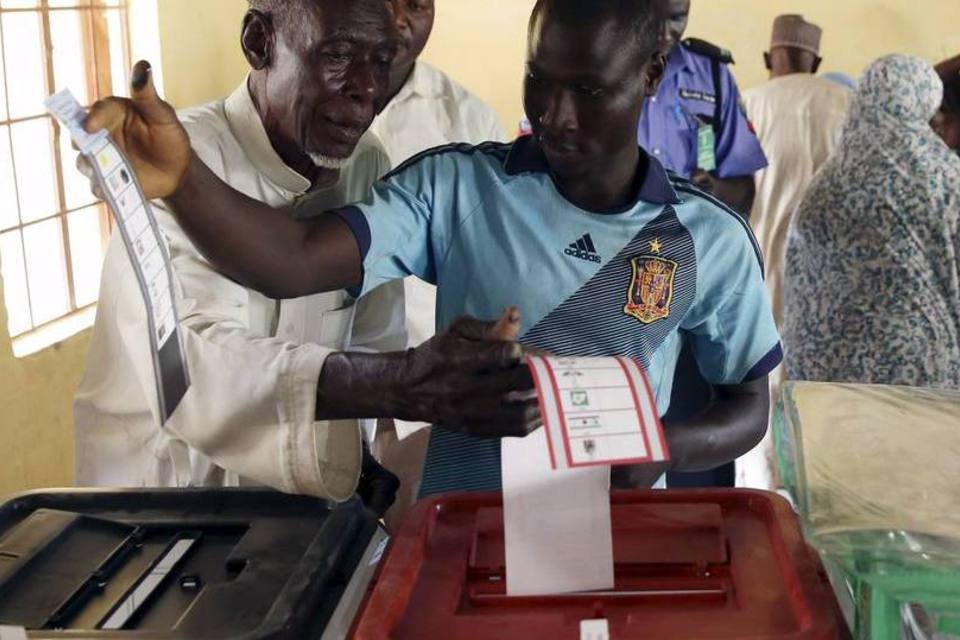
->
xmin=335 ymin=135 xmax=782 ymax=495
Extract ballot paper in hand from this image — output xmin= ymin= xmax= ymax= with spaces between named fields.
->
xmin=527 ymin=356 xmax=668 ymax=470
xmin=45 ymin=90 xmax=189 ymax=423
xmin=502 ymin=356 xmax=668 ymax=596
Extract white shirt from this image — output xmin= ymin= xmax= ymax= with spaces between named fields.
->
xmin=744 ymin=74 xmax=851 ymax=331
xmin=368 ymin=61 xmax=507 ymax=347
xmin=738 ymin=73 xmax=851 ymax=489
xmin=74 ymin=81 xmax=406 ymax=501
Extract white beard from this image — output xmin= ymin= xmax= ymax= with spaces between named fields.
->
xmin=308 ymin=151 xmax=353 ymax=170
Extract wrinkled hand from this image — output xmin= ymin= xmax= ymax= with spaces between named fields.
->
xmin=79 ymin=60 xmax=191 ymax=200
xmin=393 ymin=307 xmax=540 ymax=439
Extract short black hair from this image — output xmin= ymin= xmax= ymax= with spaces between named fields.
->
xmin=530 ymin=0 xmax=666 ymax=61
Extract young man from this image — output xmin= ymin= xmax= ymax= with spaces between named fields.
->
xmin=740 ymin=15 xmax=851 ymax=489
xmin=75 ymin=0 xmax=534 ymax=514
xmin=83 ymin=0 xmax=780 ymax=496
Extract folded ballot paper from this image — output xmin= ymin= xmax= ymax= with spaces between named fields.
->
xmin=45 ymin=90 xmax=189 ymax=423
xmin=503 ymin=356 xmax=668 ymax=596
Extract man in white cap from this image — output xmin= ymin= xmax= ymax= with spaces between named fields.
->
xmin=739 ymin=14 xmax=851 ymax=490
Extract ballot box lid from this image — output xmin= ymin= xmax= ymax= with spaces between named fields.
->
xmin=352 ymin=489 xmax=849 ymax=640
xmin=0 ymin=488 xmax=385 ymax=639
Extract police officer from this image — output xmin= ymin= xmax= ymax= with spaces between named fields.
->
xmin=639 ymin=0 xmax=767 ymax=217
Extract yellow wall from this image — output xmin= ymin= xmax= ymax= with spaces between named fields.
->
xmin=687 ymin=1 xmax=960 ymax=91
xmin=3 ymin=0 xmax=960 ymax=496
xmin=150 ymin=0 xmax=960 ymax=128
xmin=0 ymin=307 xmax=89 ymax=495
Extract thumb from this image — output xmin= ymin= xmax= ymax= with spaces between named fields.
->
xmin=446 ymin=307 xmax=521 ymax=342
xmin=487 ymin=306 xmax=521 ymax=341
xmin=129 ymin=60 xmax=172 ymax=124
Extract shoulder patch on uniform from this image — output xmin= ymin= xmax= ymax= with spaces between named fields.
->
xmin=673 ymin=183 xmax=764 ymax=273
xmin=383 ymin=141 xmax=512 ymax=181
xmin=682 ymin=38 xmax=734 ymax=65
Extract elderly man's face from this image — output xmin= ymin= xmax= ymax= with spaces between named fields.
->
xmin=258 ymin=0 xmax=397 ymax=163
xmin=390 ymin=0 xmax=435 ymax=78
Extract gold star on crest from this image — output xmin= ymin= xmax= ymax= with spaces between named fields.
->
xmin=649 ymin=238 xmax=663 ymax=255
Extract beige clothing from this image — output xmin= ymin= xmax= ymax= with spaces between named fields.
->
xmin=738 ymin=73 xmax=851 ymax=489
xmin=369 ymin=60 xmax=508 ymax=348
xmin=74 ymin=81 xmax=405 ymax=501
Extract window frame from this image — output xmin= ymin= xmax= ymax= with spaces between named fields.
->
xmin=0 ymin=0 xmax=130 ymax=346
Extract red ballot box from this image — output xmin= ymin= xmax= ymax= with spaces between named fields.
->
xmin=351 ymin=490 xmax=850 ymax=640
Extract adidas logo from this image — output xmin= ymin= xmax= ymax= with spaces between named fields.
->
xmin=565 ymin=234 xmax=602 ymax=263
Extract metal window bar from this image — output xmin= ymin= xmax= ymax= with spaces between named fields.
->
xmin=0 ymin=0 xmax=129 ymax=337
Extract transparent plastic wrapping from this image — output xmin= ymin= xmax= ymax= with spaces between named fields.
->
xmin=775 ymin=382 xmax=960 ymax=569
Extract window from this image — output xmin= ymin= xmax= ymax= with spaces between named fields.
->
xmin=0 ymin=0 xmax=129 ymax=352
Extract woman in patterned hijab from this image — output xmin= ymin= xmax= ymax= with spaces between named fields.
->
xmin=783 ymin=54 xmax=960 ymax=389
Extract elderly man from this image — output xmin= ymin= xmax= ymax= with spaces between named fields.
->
xmin=75 ymin=0 xmax=534 ymax=514
xmin=83 ymin=0 xmax=781 ymax=497
xmin=739 ymin=15 xmax=851 ymax=489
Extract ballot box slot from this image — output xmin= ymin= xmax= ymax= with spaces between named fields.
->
xmin=0 ymin=510 xmax=137 ymax=629
xmin=97 ymin=533 xmax=200 ymax=630
xmin=42 ymin=525 xmax=150 ymax=629
xmin=468 ymin=503 xmax=729 ymax=573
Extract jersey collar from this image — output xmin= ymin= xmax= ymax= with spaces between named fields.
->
xmin=504 ymin=135 xmax=681 ymax=207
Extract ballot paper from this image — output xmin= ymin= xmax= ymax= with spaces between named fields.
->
xmin=502 ymin=356 xmax=667 ymax=596
xmin=527 ymin=356 xmax=668 ymax=470
xmin=502 ymin=429 xmax=614 ymax=595
xmin=45 ymin=90 xmax=189 ymax=423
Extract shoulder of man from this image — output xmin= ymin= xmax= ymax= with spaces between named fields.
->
xmin=667 ymin=173 xmax=764 ymax=269
xmin=417 ymin=61 xmax=504 ymax=137
xmin=681 ymin=38 xmax=735 ymax=65
xmin=351 ymin=129 xmax=393 ymax=181
xmin=382 ymin=140 xmax=513 ymax=182
xmin=176 ymin=98 xmax=232 ymax=147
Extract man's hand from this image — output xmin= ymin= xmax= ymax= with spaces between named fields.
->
xmin=82 ymin=60 xmax=191 ymax=199
xmin=316 ymin=308 xmax=541 ymax=440
xmin=393 ymin=309 xmax=539 ymax=438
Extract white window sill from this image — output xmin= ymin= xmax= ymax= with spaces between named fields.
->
xmin=12 ymin=306 xmax=97 ymax=358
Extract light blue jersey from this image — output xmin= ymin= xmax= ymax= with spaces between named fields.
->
xmin=335 ymin=136 xmax=781 ymax=495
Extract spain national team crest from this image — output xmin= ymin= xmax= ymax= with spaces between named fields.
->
xmin=623 ymin=255 xmax=678 ymax=324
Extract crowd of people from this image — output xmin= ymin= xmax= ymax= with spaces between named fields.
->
xmin=72 ymin=0 xmax=959 ymax=518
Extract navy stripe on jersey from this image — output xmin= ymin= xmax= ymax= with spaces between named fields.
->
xmin=382 ymin=141 xmax=511 ymax=182
xmin=419 ymin=206 xmax=698 ymax=497
xmin=523 ymin=205 xmax=697 ymax=369
xmin=673 ymin=183 xmax=765 ymax=273
xmin=419 ymin=432 xmax=502 ymax=497
xmin=744 ymin=342 xmax=783 ymax=381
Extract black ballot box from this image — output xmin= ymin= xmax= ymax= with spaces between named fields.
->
xmin=0 ymin=488 xmax=386 ymax=639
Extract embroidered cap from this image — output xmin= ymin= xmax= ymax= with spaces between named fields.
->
xmin=770 ymin=14 xmax=822 ymax=57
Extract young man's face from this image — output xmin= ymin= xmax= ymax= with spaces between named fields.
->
xmin=256 ymin=0 xmax=397 ymax=163
xmin=390 ymin=0 xmax=435 ymax=77
xmin=523 ymin=13 xmax=661 ymax=183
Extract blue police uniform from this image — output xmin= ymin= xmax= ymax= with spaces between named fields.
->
xmin=334 ymin=136 xmax=782 ymax=496
xmin=639 ymin=38 xmax=768 ymax=179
